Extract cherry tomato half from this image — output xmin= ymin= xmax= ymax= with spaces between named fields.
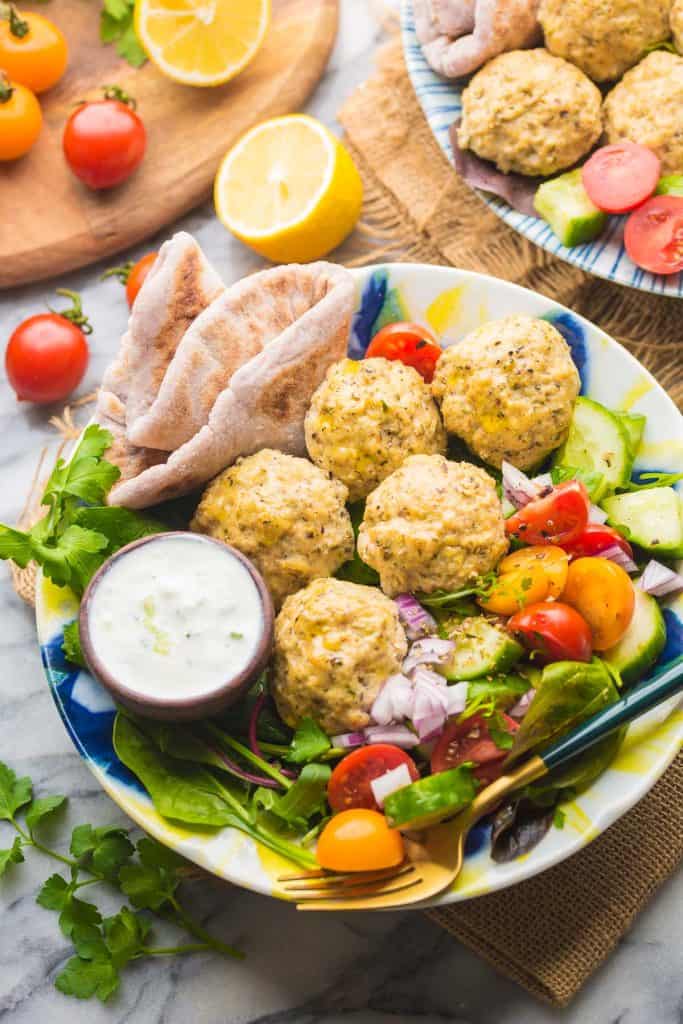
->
xmin=5 ymin=312 xmax=89 ymax=403
xmin=63 ymin=90 xmax=146 ymax=190
xmin=430 ymin=713 xmax=518 ymax=784
xmin=479 ymin=545 xmax=569 ymax=615
xmin=0 ymin=11 xmax=68 ymax=94
xmin=126 ymin=252 xmax=157 ymax=307
xmin=365 ymin=321 xmax=443 ymax=383
xmin=582 ymin=143 xmax=661 ymax=215
xmin=624 ymin=195 xmax=683 ymax=276
xmin=506 ymin=480 xmax=590 ymax=547
xmin=327 ymin=744 xmax=419 ymax=813
xmin=561 ymin=557 xmax=635 ymax=650
xmin=316 ymin=809 xmax=405 ymax=872
xmin=0 ymin=75 xmax=41 ymax=161
xmin=563 ymin=523 xmax=633 ymax=562
xmin=508 ymin=601 xmax=593 ymax=664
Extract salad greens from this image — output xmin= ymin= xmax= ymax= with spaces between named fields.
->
xmin=0 ymin=759 xmax=241 ymax=1004
xmin=286 ymin=717 xmax=332 ymax=764
xmin=335 ymin=500 xmax=379 ymax=586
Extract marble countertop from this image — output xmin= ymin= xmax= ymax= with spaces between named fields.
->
xmin=0 ymin=3 xmax=681 ymax=1021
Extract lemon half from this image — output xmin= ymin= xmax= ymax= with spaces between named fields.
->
xmin=214 ymin=114 xmax=364 ymax=263
xmin=135 ymin=0 xmax=270 ymax=87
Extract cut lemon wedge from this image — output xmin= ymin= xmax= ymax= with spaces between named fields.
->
xmin=135 ymin=0 xmax=270 ymax=87
xmin=214 ymin=114 xmax=364 ymax=263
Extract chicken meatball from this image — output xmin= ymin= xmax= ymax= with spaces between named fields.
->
xmin=432 ymin=315 xmax=580 ymax=471
xmin=539 ymin=0 xmax=671 ymax=83
xmin=673 ymin=0 xmax=683 ymax=52
xmin=305 ymin=357 xmax=446 ymax=502
xmin=357 ymin=454 xmax=507 ymax=597
xmin=458 ymin=49 xmax=603 ymax=176
xmin=272 ymin=578 xmax=408 ymax=734
xmin=190 ymin=449 xmax=354 ymax=609
xmin=604 ymin=52 xmax=683 ymax=175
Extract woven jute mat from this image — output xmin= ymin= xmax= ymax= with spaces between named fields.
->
xmin=336 ymin=37 xmax=683 ymax=1007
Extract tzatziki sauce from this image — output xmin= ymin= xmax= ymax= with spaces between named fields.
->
xmin=87 ymin=535 xmax=265 ymax=701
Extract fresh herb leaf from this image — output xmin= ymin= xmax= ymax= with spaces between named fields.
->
xmin=55 ymin=956 xmax=120 ymax=1002
xmin=488 ymin=712 xmax=515 ymax=751
xmin=26 ymin=795 xmax=66 ymax=834
xmin=0 ymin=761 xmax=32 ymax=821
xmin=553 ymin=807 xmax=566 ymax=829
xmin=286 ymin=718 xmax=331 ymax=764
xmin=99 ymin=0 xmax=147 ymax=69
xmin=58 ymin=892 xmax=103 ymax=940
xmin=0 ymin=836 xmax=24 ymax=876
xmin=62 ymin=621 xmax=87 ymax=668
xmin=70 ymin=823 xmax=134 ymax=881
xmin=255 ymin=764 xmax=331 ymax=829
xmin=37 ymin=873 xmax=70 ymax=911
xmin=73 ymin=505 xmax=164 ymax=549
xmin=103 ymin=907 xmax=151 ymax=967
xmin=418 ymin=573 xmax=496 ymax=608
xmin=0 ymin=525 xmax=33 ymax=567
xmin=465 ymin=675 xmax=531 ymax=716
xmin=335 ymin=501 xmax=379 ymax=586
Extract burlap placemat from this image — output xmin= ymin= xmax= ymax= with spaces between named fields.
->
xmin=336 ymin=37 xmax=683 ymax=1007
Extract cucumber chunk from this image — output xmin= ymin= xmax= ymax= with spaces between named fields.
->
xmin=383 ymin=765 xmax=477 ymax=830
xmin=602 ymin=487 xmax=683 ymax=558
xmin=534 ymin=169 xmax=608 ymax=248
xmin=553 ymin=397 xmax=631 ymax=501
xmin=614 ymin=411 xmax=646 ymax=462
xmin=602 ymin=586 xmax=666 ymax=686
xmin=655 ymin=175 xmax=683 ymax=197
xmin=439 ymin=617 xmax=523 ymax=681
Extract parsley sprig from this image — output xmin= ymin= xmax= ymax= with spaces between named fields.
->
xmin=99 ymin=0 xmax=147 ymax=68
xmin=0 ymin=760 xmax=242 ymax=1003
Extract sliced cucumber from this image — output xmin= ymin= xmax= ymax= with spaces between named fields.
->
xmin=614 ymin=411 xmax=646 ymax=463
xmin=602 ymin=487 xmax=683 ymax=559
xmin=553 ymin=397 xmax=631 ymax=501
xmin=534 ymin=169 xmax=608 ymax=248
xmin=383 ymin=765 xmax=478 ymax=830
xmin=439 ymin=617 xmax=523 ymax=681
xmin=602 ymin=586 xmax=666 ymax=686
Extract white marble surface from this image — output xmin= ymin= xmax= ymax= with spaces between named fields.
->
xmin=0 ymin=3 xmax=681 ymax=1021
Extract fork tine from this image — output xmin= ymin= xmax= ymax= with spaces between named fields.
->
xmin=295 ymin=875 xmax=423 ymax=905
xmin=281 ymin=864 xmax=417 ymax=893
xmin=277 ymin=863 xmax=411 ymax=886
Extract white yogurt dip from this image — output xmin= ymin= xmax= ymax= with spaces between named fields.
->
xmin=86 ymin=535 xmax=265 ymax=701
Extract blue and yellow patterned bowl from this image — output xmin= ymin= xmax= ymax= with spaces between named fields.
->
xmin=37 ymin=264 xmax=683 ymax=904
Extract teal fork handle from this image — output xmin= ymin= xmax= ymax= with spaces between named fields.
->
xmin=541 ymin=655 xmax=683 ymax=772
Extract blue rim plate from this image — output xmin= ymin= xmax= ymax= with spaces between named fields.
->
xmin=401 ymin=0 xmax=683 ymax=298
xmin=36 ymin=263 xmax=683 ymax=905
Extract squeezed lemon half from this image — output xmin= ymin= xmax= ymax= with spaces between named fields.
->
xmin=135 ymin=0 xmax=270 ymax=87
xmin=214 ymin=114 xmax=364 ymax=263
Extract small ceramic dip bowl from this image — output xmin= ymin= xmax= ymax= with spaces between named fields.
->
xmin=79 ymin=531 xmax=274 ymax=721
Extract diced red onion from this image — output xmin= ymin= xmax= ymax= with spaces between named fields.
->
xmin=395 ymin=593 xmax=437 ymax=641
xmin=205 ymin=742 xmax=282 ymax=789
xmin=370 ymin=764 xmax=413 ymax=807
xmin=599 ymin=543 xmax=638 ymax=573
xmin=403 ymin=638 xmax=455 ymax=675
xmin=412 ymin=668 xmax=450 ymax=740
xmin=532 ymin=473 xmax=553 ymax=491
xmin=589 ymin=503 xmax=608 ymax=524
xmin=331 ymin=731 xmax=365 ymax=749
xmin=502 ymin=461 xmax=541 ymax=509
xmin=445 ymin=681 xmax=468 ymax=716
xmin=371 ymin=673 xmax=414 ymax=725
xmin=638 ymin=559 xmax=683 ymax=597
xmin=364 ymin=725 xmax=420 ymax=748
xmin=508 ymin=688 xmax=536 ymax=720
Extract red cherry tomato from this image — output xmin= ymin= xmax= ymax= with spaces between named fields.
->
xmin=624 ymin=195 xmax=683 ymax=276
xmin=126 ymin=252 xmax=157 ymax=307
xmin=582 ymin=143 xmax=661 ymax=214
xmin=563 ymin=523 xmax=633 ymax=561
xmin=63 ymin=88 xmax=146 ymax=190
xmin=327 ymin=744 xmax=419 ymax=813
xmin=430 ymin=713 xmax=518 ymax=783
xmin=6 ymin=314 xmax=89 ymax=403
xmin=508 ymin=601 xmax=593 ymax=664
xmin=505 ymin=480 xmax=590 ymax=547
xmin=365 ymin=321 xmax=443 ymax=383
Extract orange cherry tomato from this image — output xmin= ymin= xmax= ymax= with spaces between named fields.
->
xmin=365 ymin=321 xmax=443 ymax=382
xmin=0 ymin=75 xmax=41 ymax=161
xmin=561 ymin=557 xmax=635 ymax=651
xmin=316 ymin=809 xmax=405 ymax=872
xmin=126 ymin=252 xmax=157 ymax=307
xmin=0 ymin=9 xmax=68 ymax=94
xmin=479 ymin=545 xmax=569 ymax=615
xmin=505 ymin=481 xmax=590 ymax=547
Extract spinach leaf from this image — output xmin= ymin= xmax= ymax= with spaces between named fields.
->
xmin=335 ymin=501 xmax=379 ymax=587
xmin=464 ymin=674 xmax=531 ymax=715
xmin=255 ymin=764 xmax=331 ymax=829
xmin=523 ymin=726 xmax=626 ymax=805
xmin=286 ymin=718 xmax=331 ymax=764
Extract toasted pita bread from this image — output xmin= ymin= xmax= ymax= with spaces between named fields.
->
xmin=107 ymin=262 xmax=355 ymax=509
xmin=101 ymin=232 xmax=223 ymax=426
xmin=127 ymin=263 xmax=330 ymax=451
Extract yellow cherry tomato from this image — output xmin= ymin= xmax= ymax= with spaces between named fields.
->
xmin=479 ymin=545 xmax=569 ymax=616
xmin=0 ymin=76 xmax=41 ymax=160
xmin=561 ymin=556 xmax=635 ymax=650
xmin=316 ymin=809 xmax=405 ymax=872
xmin=0 ymin=9 xmax=68 ymax=94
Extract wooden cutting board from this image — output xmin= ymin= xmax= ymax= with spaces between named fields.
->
xmin=0 ymin=0 xmax=338 ymax=289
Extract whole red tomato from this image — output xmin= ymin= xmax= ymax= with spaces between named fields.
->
xmin=102 ymin=251 xmax=157 ymax=308
xmin=5 ymin=290 xmax=90 ymax=404
xmin=63 ymin=86 xmax=146 ymax=190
